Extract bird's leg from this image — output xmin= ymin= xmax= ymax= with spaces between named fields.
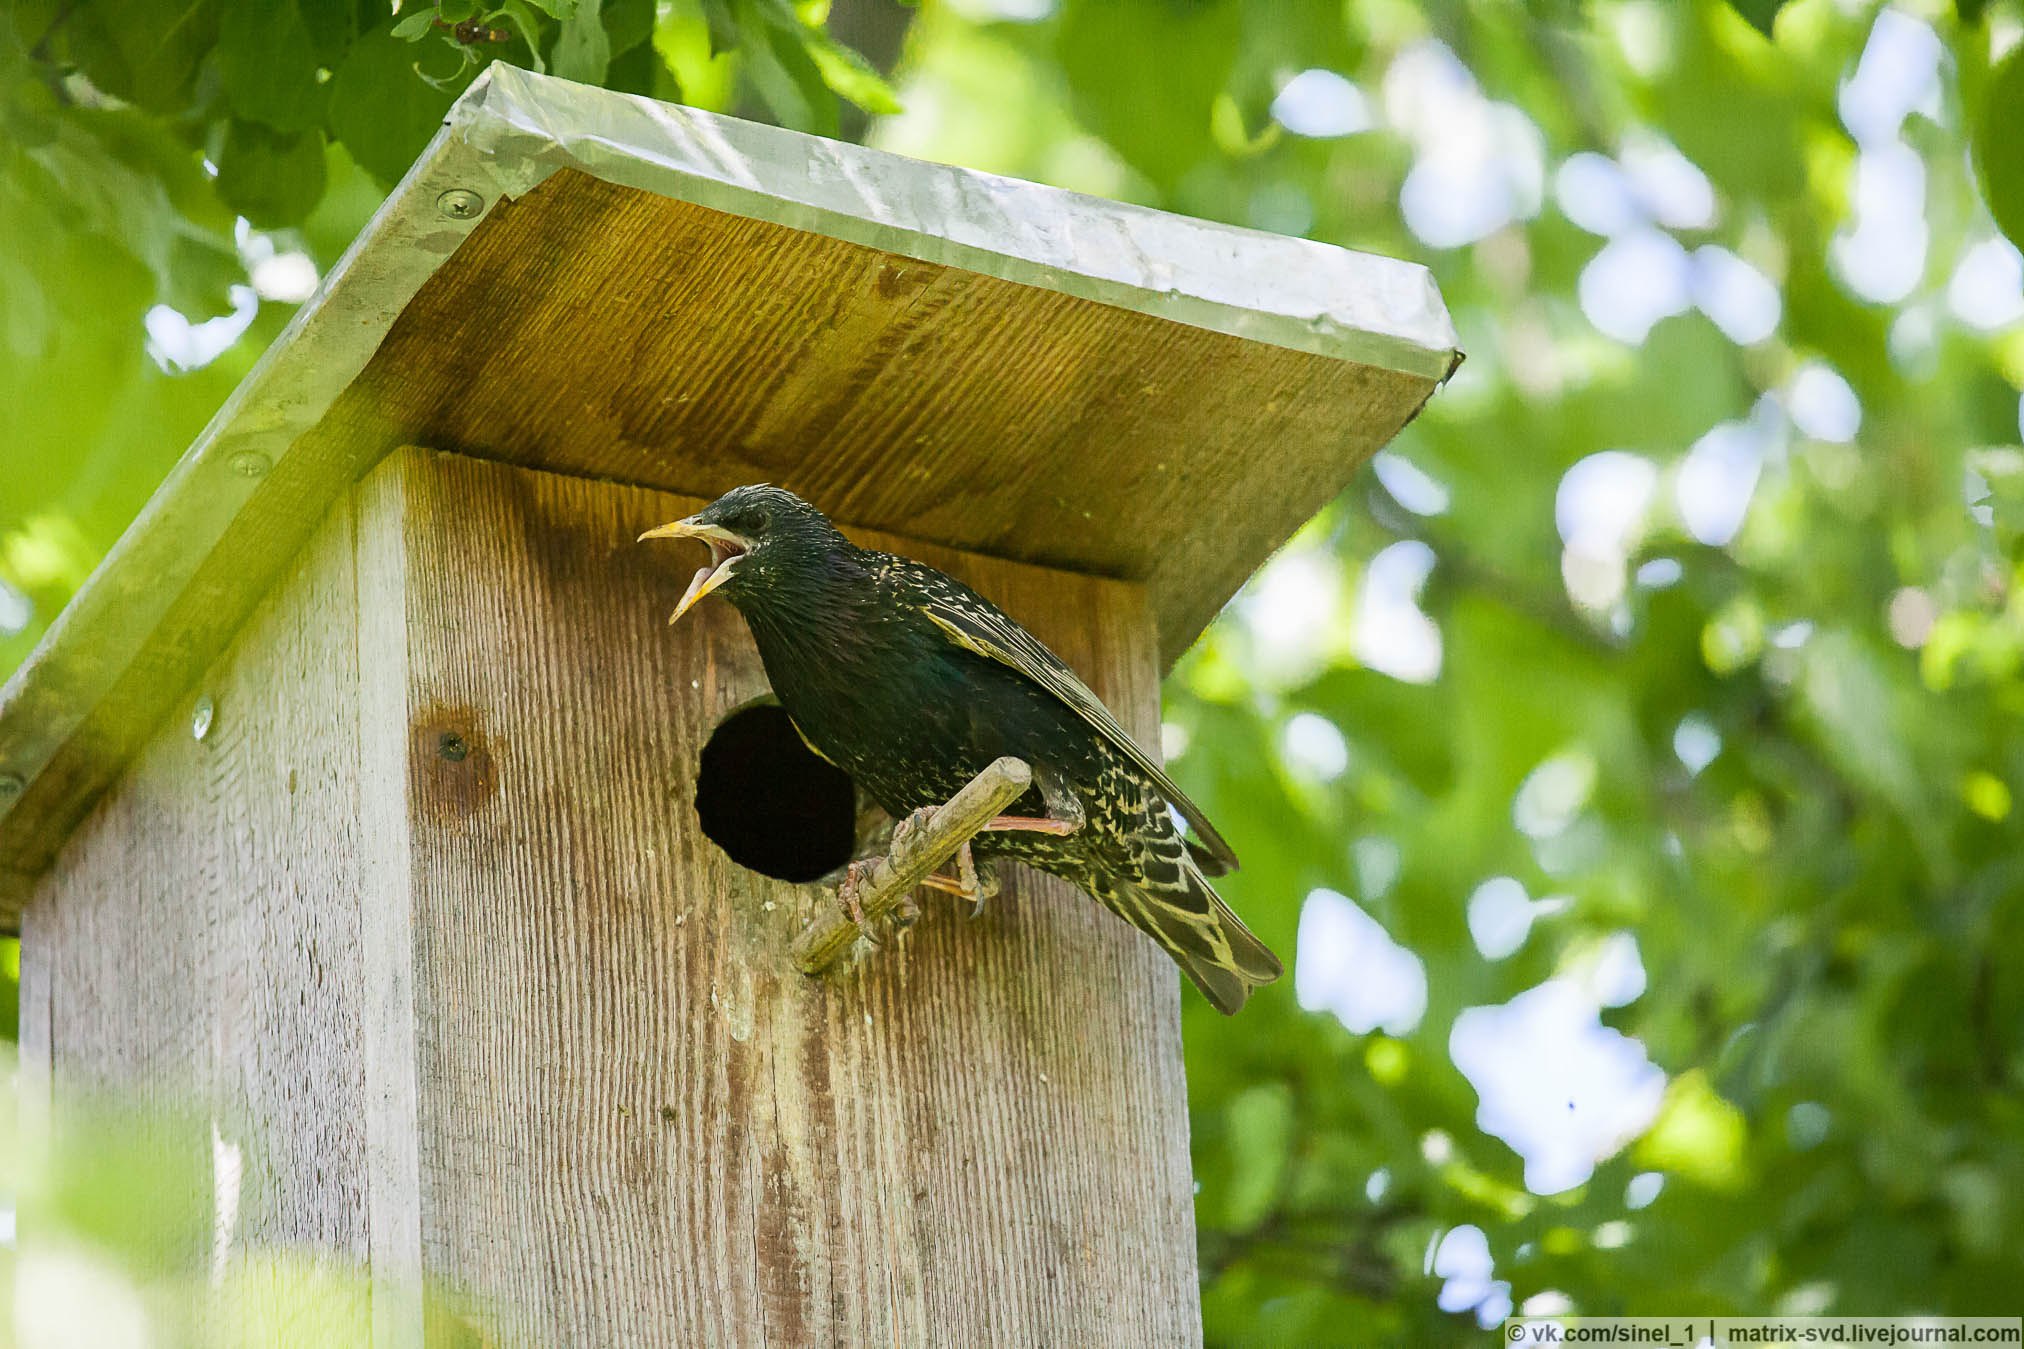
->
xmin=982 ymin=765 xmax=1087 ymax=839
xmin=889 ymin=890 xmax=922 ymax=929
xmin=914 ymin=840 xmax=1000 ymax=918
xmin=982 ymin=816 xmax=1080 ymax=836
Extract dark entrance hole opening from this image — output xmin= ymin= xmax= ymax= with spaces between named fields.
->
xmin=695 ymin=703 xmax=857 ymax=883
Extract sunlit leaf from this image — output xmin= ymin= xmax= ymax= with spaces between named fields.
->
xmin=391 ymin=9 xmax=439 ymax=41
xmin=1632 ymin=1070 xmax=1749 ymax=1192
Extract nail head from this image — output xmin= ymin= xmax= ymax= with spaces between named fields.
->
xmin=192 ymin=697 xmax=215 ymax=742
xmin=228 ymin=450 xmax=272 ymax=479
xmin=0 ymin=773 xmax=23 ymax=799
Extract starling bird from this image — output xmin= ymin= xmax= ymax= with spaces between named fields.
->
xmin=640 ymin=485 xmax=1282 ymax=1014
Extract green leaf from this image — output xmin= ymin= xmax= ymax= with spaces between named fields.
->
xmin=217 ymin=0 xmax=330 ymax=132
xmin=1974 ymin=46 xmax=2024 ymax=253
xmin=1 ymin=66 xmax=62 ymax=148
xmin=603 ymin=0 xmax=655 ymax=56
xmin=520 ymin=0 xmax=578 ymax=15
xmin=602 ymin=34 xmax=661 ymax=95
xmin=1055 ymin=0 xmax=1240 ymax=190
xmin=497 ymin=0 xmax=548 ymax=73
xmin=216 ymin=120 xmax=328 ymax=226
xmin=699 ymin=0 xmax=739 ymax=56
xmin=803 ymin=27 xmax=902 ymax=116
xmin=326 ymin=23 xmax=478 ymax=185
xmin=161 ymin=231 xmax=245 ymax=318
xmin=552 ymin=0 xmax=610 ymax=83
xmin=391 ymin=9 xmax=439 ymax=41
xmin=296 ymin=0 xmax=360 ymax=65
xmin=734 ymin=0 xmax=834 ymax=135
xmin=655 ymin=0 xmax=736 ymax=108
xmin=63 ymin=0 xmax=223 ymax=111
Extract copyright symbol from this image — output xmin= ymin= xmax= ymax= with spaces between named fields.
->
xmin=1507 ymin=1324 xmax=1524 ymax=1343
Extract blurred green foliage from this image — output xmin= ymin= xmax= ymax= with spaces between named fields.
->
xmin=5 ymin=0 xmax=2024 ymax=1344
xmin=0 ymin=1067 xmax=488 ymax=1345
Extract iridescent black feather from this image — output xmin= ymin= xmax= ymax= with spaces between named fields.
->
xmin=667 ymin=484 xmax=1282 ymax=1013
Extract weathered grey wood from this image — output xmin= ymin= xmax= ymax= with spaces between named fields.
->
xmin=24 ymin=447 xmax=1202 ymax=1346
xmin=21 ymin=494 xmax=379 ymax=1284
xmin=386 ymin=448 xmax=1199 ymax=1345
xmin=354 ymin=461 xmax=430 ymax=1348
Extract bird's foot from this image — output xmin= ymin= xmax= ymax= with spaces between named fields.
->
xmin=839 ymin=851 xmax=924 ymax=942
xmin=914 ymin=840 xmax=1000 ymax=918
xmin=838 ymin=859 xmax=874 ymax=933
xmin=890 ymin=804 xmax=938 ymax=854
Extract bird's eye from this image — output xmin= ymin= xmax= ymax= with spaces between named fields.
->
xmin=734 ymin=510 xmax=767 ymax=535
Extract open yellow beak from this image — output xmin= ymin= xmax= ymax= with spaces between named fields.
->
xmin=637 ymin=517 xmax=748 ymax=625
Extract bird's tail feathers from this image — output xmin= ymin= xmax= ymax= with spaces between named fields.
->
xmin=1114 ymin=863 xmax=1282 ymax=1015
xmin=1184 ymin=835 xmax=1235 ymax=877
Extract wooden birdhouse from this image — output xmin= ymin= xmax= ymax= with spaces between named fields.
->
xmin=0 ymin=69 xmax=1457 ymax=1345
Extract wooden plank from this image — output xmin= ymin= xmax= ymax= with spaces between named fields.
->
xmin=313 ymin=168 xmax=1432 ymax=663
xmin=22 ymin=494 xmax=380 ymax=1277
xmin=353 ymin=461 xmax=429 ymax=1348
xmin=376 ymin=449 xmax=1200 ymax=1345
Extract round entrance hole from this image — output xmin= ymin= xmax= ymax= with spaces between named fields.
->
xmin=695 ymin=703 xmax=857 ymax=882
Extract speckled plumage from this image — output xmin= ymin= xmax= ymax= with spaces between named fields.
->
xmin=652 ymin=485 xmax=1282 ymax=1014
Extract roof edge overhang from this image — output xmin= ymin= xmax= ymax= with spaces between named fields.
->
xmin=0 ymin=66 xmax=1459 ymax=883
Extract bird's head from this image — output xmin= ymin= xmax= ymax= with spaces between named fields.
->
xmin=637 ymin=484 xmax=850 ymax=625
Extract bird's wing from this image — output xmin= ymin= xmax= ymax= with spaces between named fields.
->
xmin=904 ymin=562 xmax=1241 ymax=872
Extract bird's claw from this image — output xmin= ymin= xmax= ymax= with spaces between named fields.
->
xmin=957 ymin=841 xmax=998 ymax=919
xmin=839 ymin=859 xmax=873 ymax=929
xmin=890 ymin=805 xmax=937 ymax=855
xmin=914 ymin=840 xmax=999 ymax=918
xmin=839 ymin=856 xmax=922 ymax=944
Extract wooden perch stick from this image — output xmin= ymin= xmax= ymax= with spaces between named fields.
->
xmin=792 ymin=756 xmax=1032 ymax=976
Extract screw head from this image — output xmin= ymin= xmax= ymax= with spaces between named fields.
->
xmin=192 ymin=696 xmax=215 ymax=742
xmin=228 ymin=450 xmax=272 ymax=479
xmin=436 ymin=188 xmax=485 ymax=221
xmin=0 ymin=772 xmax=24 ymax=800
xmin=438 ymin=731 xmax=470 ymax=762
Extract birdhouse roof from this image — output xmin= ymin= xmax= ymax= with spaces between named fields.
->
xmin=0 ymin=65 xmax=1457 ymax=903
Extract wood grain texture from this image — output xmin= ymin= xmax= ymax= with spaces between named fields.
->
xmin=21 ymin=494 xmax=379 ymax=1276
xmin=380 ymin=449 xmax=1200 ymax=1345
xmin=354 ymin=461 xmax=430 ymax=1348
xmin=21 ymin=447 xmax=1203 ymax=1345
xmin=317 ymin=168 xmax=1430 ymax=665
